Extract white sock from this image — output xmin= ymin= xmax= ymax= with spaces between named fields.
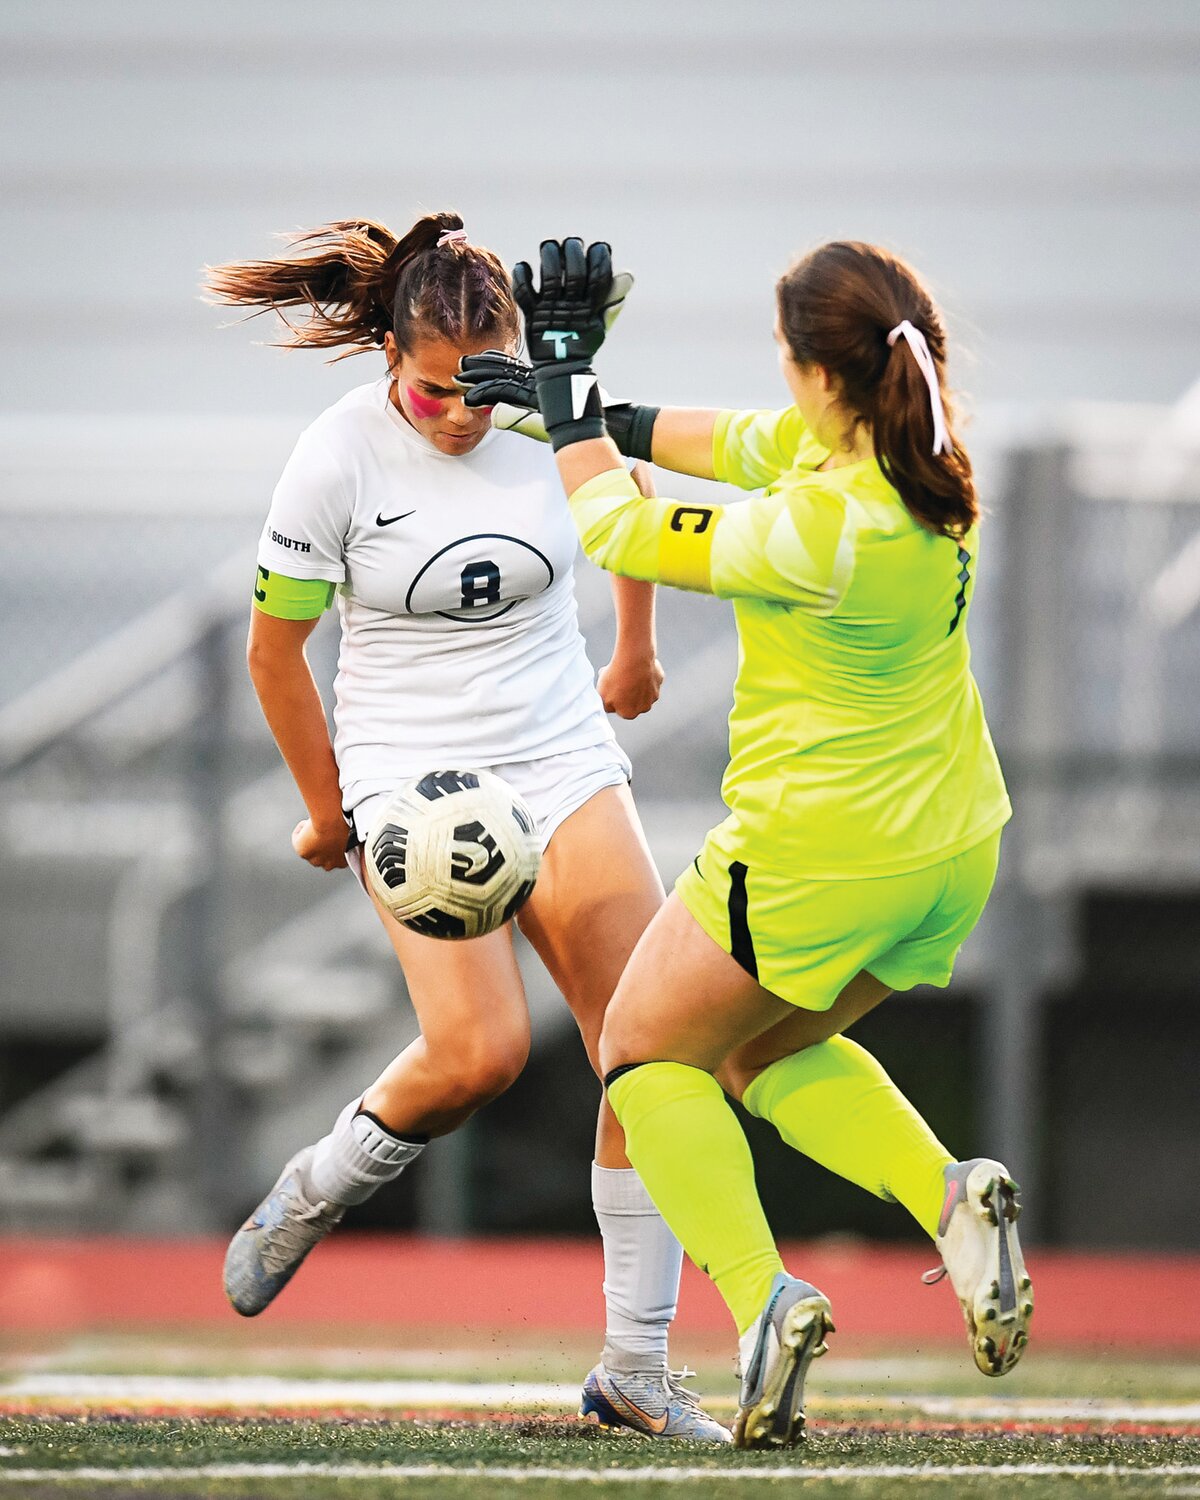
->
xmin=592 ymin=1162 xmax=682 ymax=1374
xmin=308 ymin=1099 xmax=426 ymax=1207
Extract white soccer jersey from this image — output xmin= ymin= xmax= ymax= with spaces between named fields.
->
xmin=257 ymin=380 xmax=617 ymax=813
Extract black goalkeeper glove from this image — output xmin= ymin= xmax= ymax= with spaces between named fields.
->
xmin=510 ymin=238 xmax=631 ymax=452
xmin=455 ymin=350 xmax=660 ymax=461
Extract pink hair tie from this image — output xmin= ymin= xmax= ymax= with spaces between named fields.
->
xmin=437 ymin=228 xmax=469 ymax=248
xmin=887 ymin=319 xmax=952 ymax=456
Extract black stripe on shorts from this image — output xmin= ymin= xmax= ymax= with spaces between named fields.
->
xmin=727 ymin=861 xmax=758 ymax=980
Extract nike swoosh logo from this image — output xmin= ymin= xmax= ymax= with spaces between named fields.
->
xmin=376 ymin=510 xmax=416 ymax=527
xmin=607 ymin=1386 xmax=669 ymax=1435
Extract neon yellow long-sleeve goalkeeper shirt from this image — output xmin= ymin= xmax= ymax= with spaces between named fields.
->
xmin=569 ymin=406 xmax=1011 ymax=878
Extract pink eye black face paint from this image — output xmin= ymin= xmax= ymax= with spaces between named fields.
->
xmin=405 ymin=385 xmax=445 ymax=421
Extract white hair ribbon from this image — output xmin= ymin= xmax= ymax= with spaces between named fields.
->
xmin=887 ymin=319 xmax=952 ymax=456
xmin=436 ymin=228 xmax=469 ymax=248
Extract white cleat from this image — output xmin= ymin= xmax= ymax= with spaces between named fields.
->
xmin=926 ymin=1157 xmax=1034 ymax=1377
xmin=580 ymin=1363 xmax=731 ymax=1443
xmin=733 ymin=1273 xmax=834 ymax=1449
xmin=223 ymin=1146 xmax=345 ymax=1317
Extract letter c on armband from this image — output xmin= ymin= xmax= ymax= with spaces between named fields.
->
xmin=669 ymin=506 xmax=714 ymax=535
xmin=659 ymin=504 xmax=717 ymax=591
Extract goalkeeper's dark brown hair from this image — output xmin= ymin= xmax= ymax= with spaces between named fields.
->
xmin=776 ymin=241 xmax=977 ymax=539
xmin=204 ymin=210 xmax=518 ymax=362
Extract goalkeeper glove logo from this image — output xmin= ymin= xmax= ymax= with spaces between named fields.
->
xmin=570 ymin=373 xmax=599 ymax=421
xmin=542 ymin=329 xmax=580 ymax=360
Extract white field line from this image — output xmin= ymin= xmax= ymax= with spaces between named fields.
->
xmin=3 ymin=1375 xmax=1200 ymax=1425
xmin=0 ymin=1374 xmax=578 ymax=1409
xmin=1 ymin=1463 xmax=1200 ymax=1484
xmin=917 ymin=1396 xmax=1200 ymax=1423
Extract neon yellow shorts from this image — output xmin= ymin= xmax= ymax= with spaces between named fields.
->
xmin=674 ymin=829 xmax=1002 ymax=1010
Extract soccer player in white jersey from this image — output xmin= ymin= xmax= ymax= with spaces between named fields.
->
xmin=204 ymin=211 xmax=728 ymax=1443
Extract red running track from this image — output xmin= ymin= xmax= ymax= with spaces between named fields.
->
xmin=0 ymin=1237 xmax=1197 ymax=1349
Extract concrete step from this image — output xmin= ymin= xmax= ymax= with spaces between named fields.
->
xmin=0 ymin=1157 xmax=104 ymax=1221
xmin=57 ymin=1094 xmax=187 ymax=1156
xmin=218 ymin=1027 xmax=306 ymax=1091
xmin=237 ymin=963 xmax=396 ymax=1031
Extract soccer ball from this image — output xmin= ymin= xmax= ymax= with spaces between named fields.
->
xmin=364 ymin=769 xmax=541 ymax=940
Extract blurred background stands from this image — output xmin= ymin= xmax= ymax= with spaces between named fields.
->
xmin=1 ymin=0 xmax=1198 ymax=1250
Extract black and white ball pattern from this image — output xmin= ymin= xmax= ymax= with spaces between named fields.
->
xmin=365 ymin=769 xmax=541 ymax=940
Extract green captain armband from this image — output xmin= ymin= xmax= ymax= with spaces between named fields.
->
xmin=252 ymin=566 xmax=336 ymax=620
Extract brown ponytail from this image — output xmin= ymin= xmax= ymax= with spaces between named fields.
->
xmin=776 ymin=241 xmax=977 ymax=539
xmin=204 ymin=210 xmax=518 ymax=362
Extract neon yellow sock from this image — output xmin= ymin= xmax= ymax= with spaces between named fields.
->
xmin=742 ymin=1036 xmax=952 ymax=1240
xmin=607 ymin=1061 xmax=783 ymax=1334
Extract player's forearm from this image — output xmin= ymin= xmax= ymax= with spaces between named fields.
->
xmin=608 ymin=462 xmax=659 ymax=654
xmin=247 ymin=641 xmax=345 ymax=831
xmin=647 ymin=408 xmax=721 ymax=480
xmin=609 ymin=572 xmax=658 ymax=658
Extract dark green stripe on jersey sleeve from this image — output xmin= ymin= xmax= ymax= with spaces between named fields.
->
xmin=252 ymin=566 xmax=336 ymax=620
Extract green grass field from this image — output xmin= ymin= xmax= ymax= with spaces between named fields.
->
xmin=0 ymin=1416 xmax=1196 ymax=1498
xmin=1 ymin=1331 xmax=1198 ymax=1498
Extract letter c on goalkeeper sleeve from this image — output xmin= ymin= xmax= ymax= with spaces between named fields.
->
xmin=658 ymin=503 xmax=718 ymax=591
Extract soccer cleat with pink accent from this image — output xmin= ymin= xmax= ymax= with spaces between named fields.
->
xmin=925 ymin=1158 xmax=1033 ymax=1377
xmin=733 ymin=1273 xmax=834 ymax=1449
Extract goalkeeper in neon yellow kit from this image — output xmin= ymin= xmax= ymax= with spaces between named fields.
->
xmin=458 ymin=238 xmax=1032 ymax=1449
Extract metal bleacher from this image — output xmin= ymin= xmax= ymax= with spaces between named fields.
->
xmin=2 ymin=0 xmax=1199 ymax=1247
xmin=0 ymin=415 xmax=737 ymax=1232
xmin=2 ymin=404 xmax=1198 ymax=1243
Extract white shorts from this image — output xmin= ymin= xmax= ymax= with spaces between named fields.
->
xmin=347 ymin=741 xmax=633 ymax=859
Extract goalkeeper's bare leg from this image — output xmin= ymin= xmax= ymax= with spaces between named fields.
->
xmin=603 ymin=896 xmax=1033 ymax=1448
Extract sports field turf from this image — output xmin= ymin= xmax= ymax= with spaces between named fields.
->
xmin=3 ymin=1239 xmax=1198 ymax=1495
xmin=1 ymin=1334 xmax=1197 ymax=1498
